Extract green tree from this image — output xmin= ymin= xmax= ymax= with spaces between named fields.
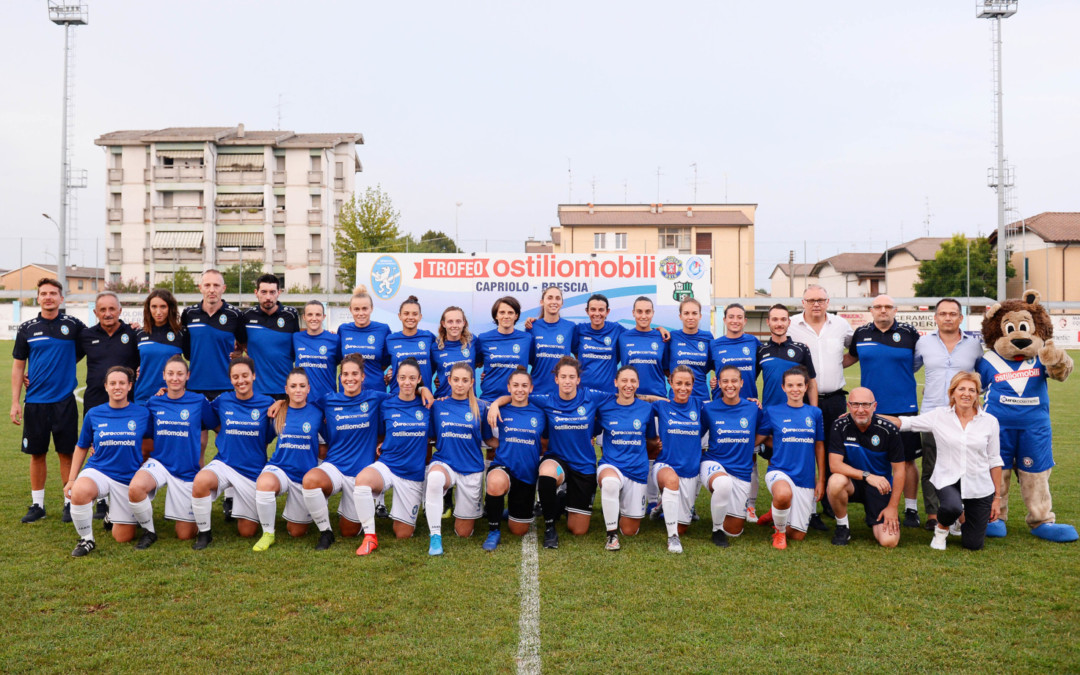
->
xmin=413 ymin=230 xmax=459 ymax=253
xmin=913 ymin=234 xmax=1015 ymax=298
xmin=153 ymin=267 xmax=199 ymax=294
xmin=105 ymin=277 xmax=149 ymax=294
xmin=333 ymin=185 xmax=406 ymax=289
xmin=221 ymin=260 xmax=266 ymax=297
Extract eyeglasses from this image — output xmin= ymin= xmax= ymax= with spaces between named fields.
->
xmin=848 ymin=401 xmax=875 ymax=409
xmin=871 ymin=305 xmax=895 ymax=310
xmin=804 ymin=298 xmax=828 ymax=305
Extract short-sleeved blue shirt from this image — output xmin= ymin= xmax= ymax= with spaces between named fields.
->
xmin=146 ymin=391 xmax=218 ymax=481
xmin=210 ymin=392 xmax=276 ymax=481
xmin=651 ymin=398 xmax=707 ymax=479
xmin=78 ymin=403 xmax=153 ymax=484
xmin=294 ymin=330 xmax=341 ymax=404
xmin=701 ymin=398 xmax=771 ymax=482
xmin=491 ymin=403 xmax=546 ymax=485
xmin=617 ymin=329 xmax=668 ymax=397
xmin=338 ymin=321 xmax=392 ymax=388
xmin=528 ymin=318 xmax=578 ymax=397
xmin=321 ymin=389 xmax=387 ymax=477
xmin=765 ymin=403 xmax=824 ymax=489
xmin=13 ymin=312 xmax=85 ymax=404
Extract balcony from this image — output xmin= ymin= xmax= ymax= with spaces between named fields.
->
xmin=217 ymin=170 xmax=266 ymax=184
xmin=273 ymin=209 xmax=286 ymax=224
xmin=217 ymin=248 xmax=264 ymax=264
xmin=108 ymin=168 xmax=123 ymax=183
xmin=308 ymin=249 xmax=323 ymax=264
xmin=272 ymin=171 xmax=286 ymax=185
xmin=107 ymin=208 xmax=122 ymax=223
xmin=151 ymin=249 xmax=203 ymax=264
xmin=307 ymin=170 xmax=323 ymax=185
xmin=106 ymin=248 xmax=122 ymax=264
xmin=307 ymin=209 xmax=323 ymax=224
xmin=153 ymin=165 xmax=206 ymax=182
xmin=272 ymin=249 xmax=286 ymax=263
xmin=216 ymin=208 xmax=265 ymax=224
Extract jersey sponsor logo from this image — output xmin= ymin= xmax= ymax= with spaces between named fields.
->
xmin=318 ymin=345 xmax=327 ymax=355
xmin=127 ymin=420 xmax=137 ymax=431
xmin=370 ymin=255 xmax=402 ymax=300
xmin=219 ymin=315 xmax=227 ymax=325
xmin=576 ymin=406 xmax=587 ymax=415
xmin=633 ymin=418 xmax=641 ymax=430
xmin=512 ymin=343 xmax=521 ymax=354
xmin=741 ymin=346 xmax=750 ymax=356
xmin=891 ymin=332 xmax=900 ymax=342
xmin=180 ymin=409 xmax=190 ymax=421
xmin=686 ymin=256 xmax=705 ymax=280
xmin=555 ymin=334 xmax=564 ymax=344
xmin=167 ymin=331 xmax=176 ymax=342
xmin=367 ymin=335 xmax=375 ymax=345
xmin=251 ymin=409 xmax=261 ymax=421
xmin=786 ymin=348 xmax=794 ymax=357
xmin=999 ymin=395 xmax=1040 ymax=406
xmin=603 ymin=336 xmax=612 ymax=346
xmin=302 ymin=422 xmax=312 ymax=433
xmin=871 ymin=434 xmax=880 ymax=446
xmin=121 ymin=334 xmax=130 ymax=344
xmin=465 ymin=412 xmax=474 ymax=422
xmin=658 ymin=256 xmax=683 ymax=280
xmin=805 ymin=416 xmax=813 ymax=427
xmin=277 ymin=317 xmax=285 ymax=328
xmin=61 ymin=325 xmax=70 ymax=335
xmin=993 ymin=368 xmax=1040 ymax=383
xmin=739 ymin=417 xmax=748 ymax=429
xmin=414 ymin=410 xmax=424 ymax=421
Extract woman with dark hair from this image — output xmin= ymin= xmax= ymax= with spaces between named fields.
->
xmin=574 ymin=293 xmax=625 ymax=391
xmin=709 ymin=302 xmax=759 ymax=401
xmin=293 ymin=299 xmax=340 ymax=404
xmin=385 ymin=295 xmax=436 ymax=394
xmin=431 ymin=306 xmax=474 ymax=399
xmin=526 ymin=285 xmax=578 ymax=398
xmin=134 ymin=289 xmax=185 ymax=404
xmin=666 ymin=297 xmax=715 ymax=402
xmin=475 ymin=296 xmax=533 ymax=401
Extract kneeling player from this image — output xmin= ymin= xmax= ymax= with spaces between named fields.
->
xmin=650 ymin=367 xmax=706 ymax=552
xmin=826 ymin=387 xmax=905 ymax=547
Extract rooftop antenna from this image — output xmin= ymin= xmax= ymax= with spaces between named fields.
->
xmin=923 ymin=196 xmax=934 ymax=236
xmin=690 ymin=162 xmax=698 ymax=202
xmin=48 ymin=0 xmax=89 ymax=297
xmin=655 ymin=166 xmax=664 ymax=202
xmin=567 ymin=158 xmax=572 ymax=203
xmin=590 ymin=176 xmax=596 ymax=203
xmin=274 ymin=93 xmax=286 ymax=130
xmin=623 ymin=178 xmax=628 ymax=204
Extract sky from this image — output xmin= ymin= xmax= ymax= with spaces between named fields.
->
xmin=1 ymin=1 xmax=1078 ymax=289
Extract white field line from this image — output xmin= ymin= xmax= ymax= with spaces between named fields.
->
xmin=515 ymin=524 xmax=541 ymax=675
xmin=74 ymin=386 xmax=85 ymax=404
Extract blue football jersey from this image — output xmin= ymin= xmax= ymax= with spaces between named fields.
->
xmin=78 ymin=403 xmax=153 ymax=483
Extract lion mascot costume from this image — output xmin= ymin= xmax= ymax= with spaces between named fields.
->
xmin=979 ymin=290 xmax=1077 ymax=542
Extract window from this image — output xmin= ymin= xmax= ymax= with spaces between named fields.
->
xmin=110 ymin=273 xmax=121 ymax=284
xmin=275 ymin=234 xmax=285 ymax=250
xmin=311 ymin=194 xmax=322 ymax=209
xmin=311 ymin=233 xmax=322 ymax=249
xmin=77 ymin=280 xmax=84 ymax=290
xmin=594 ymin=233 xmax=607 ymax=250
xmin=275 ymin=195 xmax=285 ymax=209
xmin=614 ymin=232 xmax=627 ymax=250
xmin=275 ymin=156 xmax=285 ymax=171
xmin=310 ymin=156 xmax=320 ymax=171
xmin=658 ymin=227 xmax=691 ymax=253
xmin=310 ymin=273 xmax=322 ymax=288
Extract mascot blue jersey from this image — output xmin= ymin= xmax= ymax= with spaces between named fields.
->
xmin=978 ymin=352 xmax=1051 ymax=428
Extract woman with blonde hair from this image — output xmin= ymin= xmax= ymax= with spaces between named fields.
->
xmin=432 ymin=306 xmax=474 ymax=399
xmin=338 ymin=285 xmax=392 ymax=387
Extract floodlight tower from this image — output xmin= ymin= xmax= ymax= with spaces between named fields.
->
xmin=978 ymin=0 xmax=1018 ymax=301
xmin=48 ymin=1 xmax=89 ymax=298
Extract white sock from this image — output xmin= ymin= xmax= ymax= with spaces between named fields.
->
xmin=773 ymin=506 xmax=790 ymax=532
xmin=747 ymin=460 xmax=759 ymax=507
xmin=710 ymin=474 xmax=732 ymax=531
xmin=905 ymin=498 xmax=917 ymax=511
xmin=71 ymin=502 xmax=94 ymax=540
xmin=600 ymin=476 xmax=621 ymax=532
xmin=303 ymin=488 xmax=332 ymax=532
xmin=425 ymin=472 xmax=446 ymax=536
xmin=836 ymin=515 xmax=849 ymax=527
xmin=354 ymin=485 xmax=376 ymax=535
xmin=32 ymin=489 xmax=45 ymax=507
xmin=192 ymin=495 xmax=213 ymax=532
xmin=255 ymin=490 xmax=277 ymax=534
xmin=662 ymin=487 xmax=680 ymax=538
xmin=646 ymin=461 xmax=658 ymax=504
xmin=64 ymin=496 xmax=71 ymax=506
xmin=130 ymin=497 xmax=155 ymax=533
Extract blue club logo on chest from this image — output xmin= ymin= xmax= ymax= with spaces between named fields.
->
xmin=127 ymin=420 xmax=137 ymax=431
xmin=121 ymin=334 xmax=130 ymax=344
xmin=219 ymin=315 xmax=227 ymax=325
xmin=530 ymin=417 xmax=538 ymax=428
xmin=556 ymin=334 xmax=564 ymax=345
xmin=739 ymin=417 xmax=748 ymax=429
xmin=167 ymin=331 xmax=175 ymax=342
xmin=805 ymin=416 xmax=813 ymax=428
xmin=61 ymin=325 xmax=70 ymax=335
xmin=251 ymin=409 xmax=260 ymax=421
xmin=786 ymin=348 xmax=794 ymax=358
xmin=512 ymin=343 xmax=520 ymax=354
xmin=871 ymin=434 xmax=880 ymax=446
xmin=689 ymin=411 xmax=698 ymax=421
xmin=414 ymin=410 xmax=424 ymax=421
xmin=180 ymin=409 xmax=190 ymax=421
xmin=465 ymin=412 xmax=474 ymax=423
xmin=892 ymin=333 xmax=900 ymax=342
xmin=277 ymin=317 xmax=285 ymax=328
xmin=318 ymin=345 xmax=327 ymax=355
xmin=360 ymin=402 xmax=370 ymax=413
xmin=462 ymin=348 xmax=471 ymax=358
xmin=576 ymin=406 xmax=586 ymax=416
xmin=603 ymin=336 xmax=612 ymax=346
xmin=633 ymin=419 xmax=642 ymax=430
xmin=742 ymin=346 xmax=750 ymax=356
xmin=302 ymin=422 xmax=312 ymax=433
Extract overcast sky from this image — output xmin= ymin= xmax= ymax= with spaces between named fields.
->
xmin=2 ymin=1 xmax=1077 ymax=288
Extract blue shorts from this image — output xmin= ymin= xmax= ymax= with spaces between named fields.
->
xmin=999 ymin=425 xmax=1054 ymax=473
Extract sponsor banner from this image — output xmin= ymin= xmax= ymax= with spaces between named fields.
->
xmin=1052 ymin=315 xmax=1080 ymax=347
xmin=355 ymin=253 xmax=711 ymax=332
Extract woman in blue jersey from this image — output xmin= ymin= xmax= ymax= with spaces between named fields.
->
xmin=575 ymin=293 xmax=625 ymax=391
xmin=699 ymin=365 xmax=772 ymax=548
xmin=425 ymin=363 xmax=492 ymax=556
xmin=293 ymin=299 xmax=340 ymax=404
xmin=301 ymin=354 xmax=387 ymax=551
xmin=338 ymin=285 xmax=391 ymax=387
xmin=353 ymin=358 xmax=435 ymax=556
xmin=596 ymin=365 xmax=659 ymax=552
xmin=666 ymin=297 xmax=715 ymax=402
xmin=709 ymin=302 xmax=759 ymax=401
xmin=189 ymin=357 xmax=276 ymax=550
xmin=134 ymin=289 xmax=185 ymax=404
xmin=763 ymin=366 xmax=825 ymax=550
xmin=431 ymin=306 xmax=474 ymax=399
xmin=64 ymin=366 xmax=153 ymax=557
xmin=482 ymin=368 xmax=546 ymax=552
xmin=525 ymin=285 xmax=578 ymax=397
xmin=475 ymin=296 xmax=533 ymax=401
xmin=386 ymin=295 xmax=436 ymax=394
xmin=251 ymin=368 xmax=327 ymax=551
xmin=127 ymin=355 xmax=217 ymax=549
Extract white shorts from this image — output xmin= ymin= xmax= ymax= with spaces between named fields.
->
xmin=427 ymin=461 xmax=484 ymax=520
xmin=597 ymin=464 xmax=647 ymax=519
xmin=77 ymin=468 xmax=135 ymax=525
xmin=652 ymin=462 xmax=700 ymax=526
xmin=371 ymin=461 xmax=424 ymax=526
xmin=314 ymin=461 xmax=358 ymax=524
xmin=699 ymin=460 xmax=752 ymax=520
xmin=202 ymin=459 xmax=258 ymax=522
xmin=765 ymin=470 xmax=815 ymax=533
xmin=138 ymin=459 xmax=195 ymax=523
xmin=261 ymin=465 xmax=312 ymax=525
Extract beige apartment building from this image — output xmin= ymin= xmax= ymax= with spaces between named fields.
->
xmin=94 ymin=125 xmax=363 ymax=291
xmin=552 ymin=203 xmax=756 ymax=298
xmin=989 ymin=212 xmax=1080 ymax=302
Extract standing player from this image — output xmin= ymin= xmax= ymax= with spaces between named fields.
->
xmin=431 ymin=306 xmax=474 ymax=399
xmin=241 ymin=274 xmax=300 ymax=399
xmin=846 ymin=294 xmax=923 ymax=527
xmin=482 ymin=368 xmax=546 ymax=551
xmin=475 ymin=297 xmax=533 ymax=401
xmin=826 ymin=387 xmax=905 ymax=547
xmin=763 ymin=367 xmax=825 ymax=549
xmin=700 ymin=366 xmax=772 ymax=548
xmin=11 ymin=278 xmax=86 ymax=523
xmin=80 ymin=291 xmax=140 ymax=413
xmin=134 ymin=290 xmax=184 ymax=405
xmin=666 ymin=298 xmax=714 ymax=401
xmin=293 ymin=300 xmax=340 ymax=405
xmin=386 ymin=296 xmax=436 ymax=395
xmin=575 ymin=294 xmax=625 ymax=391
xmin=526 ymin=286 xmax=578 ymax=398
xmin=182 ymin=269 xmax=245 ymax=400
xmin=128 ymin=355 xmax=217 ymax=549
xmin=338 ymin=285 xmax=392 ymax=388
xmin=617 ymin=296 xmax=668 ymax=398
xmin=709 ymin=303 xmax=759 ymax=402
xmin=64 ymin=366 xmax=153 ymax=556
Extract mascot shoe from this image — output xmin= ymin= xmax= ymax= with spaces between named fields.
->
xmin=985 ymin=520 xmax=1007 ymax=538
xmin=1030 ymin=523 xmax=1078 ymax=543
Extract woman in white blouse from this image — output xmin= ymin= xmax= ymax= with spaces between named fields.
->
xmin=881 ymin=372 xmax=1003 ymax=551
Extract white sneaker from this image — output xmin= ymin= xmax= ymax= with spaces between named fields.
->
xmin=667 ymin=534 xmax=683 ymax=554
xmin=930 ymin=527 xmax=948 ymax=550
xmin=949 ymin=520 xmax=963 ymax=537
xmin=746 ymin=506 xmax=759 ymax=524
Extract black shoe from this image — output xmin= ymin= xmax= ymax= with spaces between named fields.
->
xmin=924 ymin=517 xmax=939 ymax=532
xmin=71 ymin=538 xmax=96 ymax=557
xmin=223 ymin=497 xmax=234 ymax=522
xmin=192 ymin=531 xmax=212 ymax=550
xmin=62 ymin=503 xmax=72 ymax=523
xmin=831 ymin=524 xmax=851 ymax=546
xmin=903 ymin=509 xmax=921 ymax=528
xmin=94 ymin=499 xmax=108 ymax=520
xmin=21 ymin=503 xmax=46 ymax=523
xmin=808 ymin=513 xmax=829 ymax=531
xmin=533 ymin=500 xmax=543 ymax=518
xmin=375 ymin=503 xmax=390 ymax=519
xmin=315 ymin=529 xmax=335 ymax=551
xmin=103 ymin=513 xmax=113 ymax=532
xmin=711 ymin=530 xmax=730 ymax=548
xmin=135 ymin=531 xmax=158 ymax=550
xmin=543 ymin=525 xmax=559 ymax=549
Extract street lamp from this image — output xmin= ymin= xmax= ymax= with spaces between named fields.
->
xmin=42 ymin=213 xmax=66 ymax=297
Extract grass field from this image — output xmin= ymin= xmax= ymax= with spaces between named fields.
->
xmin=1 ymin=343 xmax=1077 ymax=673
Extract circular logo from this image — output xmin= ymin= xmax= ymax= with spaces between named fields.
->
xmin=251 ymin=409 xmax=260 ymax=421
xmin=891 ymin=333 xmax=901 ymax=343
xmin=167 ymin=331 xmax=176 ymax=342
xmin=462 ymin=348 xmax=470 ymax=358
xmin=576 ymin=406 xmax=587 ymax=416
xmin=367 ymin=335 xmax=375 ymax=345
xmin=319 ymin=345 xmax=327 ymax=355
xmin=556 ymin=334 xmax=564 ymax=344
xmin=603 ymin=336 xmax=612 ymax=346
xmin=1022 ymin=456 xmax=1034 ymax=468
xmin=418 ymin=340 xmax=426 ymax=350
xmin=411 ymin=504 xmax=419 ymax=516
xmin=360 ymin=402 xmax=369 ymax=413
xmin=512 ymin=344 xmax=521 ymax=354
xmin=686 ymin=256 xmax=706 ymax=280
xmin=414 ymin=410 xmax=424 ymax=421
xmin=741 ymin=346 xmax=750 ymax=356
xmin=61 ymin=325 xmax=70 ymax=335
xmin=805 ymin=416 xmax=813 ymax=428
xmin=697 ymin=341 xmax=705 ymax=351
xmin=127 ymin=420 xmax=137 ymax=431
xmin=530 ymin=417 xmax=538 ymax=428
xmin=871 ymin=434 xmax=880 ymax=446
xmin=277 ymin=317 xmax=285 ymax=328
xmin=302 ymin=422 xmax=312 ymax=433
xmin=219 ymin=315 xmax=227 ymax=325
xmin=180 ymin=409 xmax=190 ymax=421
xmin=633 ymin=419 xmax=641 ymax=430
xmin=787 ymin=348 xmax=795 ymax=358
xmin=370 ymin=255 xmax=402 ymax=300
xmin=465 ymin=412 xmax=474 ymax=422
xmin=689 ymin=411 xmax=698 ymax=421
xmin=121 ymin=334 xmax=130 ymax=344
xmin=739 ymin=417 xmax=748 ymax=429
xmin=651 ymin=342 xmax=658 ymax=350
xmin=658 ymin=256 xmax=683 ymax=280
xmin=22 ymin=438 xmax=28 ymax=448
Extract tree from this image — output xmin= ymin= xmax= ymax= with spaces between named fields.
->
xmin=105 ymin=277 xmax=149 ymax=294
xmin=221 ymin=260 xmax=266 ymax=297
xmin=153 ymin=267 xmax=199 ymax=294
xmin=913 ymin=234 xmax=1015 ymax=298
xmin=413 ymin=230 xmax=459 ymax=253
xmin=333 ymin=185 xmax=405 ymax=289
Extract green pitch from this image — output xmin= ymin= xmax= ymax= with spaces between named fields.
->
xmin=0 ymin=345 xmax=1076 ymax=673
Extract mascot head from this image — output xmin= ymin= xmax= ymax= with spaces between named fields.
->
xmin=982 ymin=289 xmax=1053 ymax=361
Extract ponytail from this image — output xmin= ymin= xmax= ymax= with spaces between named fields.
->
xmin=274 ymin=368 xmax=309 ymax=435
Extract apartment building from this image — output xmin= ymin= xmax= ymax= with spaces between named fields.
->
xmin=94 ymin=124 xmax=363 ymax=290
xmin=989 ymin=212 xmax=1080 ymax=302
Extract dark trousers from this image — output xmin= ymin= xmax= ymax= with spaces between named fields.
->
xmin=920 ymin=432 xmax=940 ymax=516
xmin=817 ymin=390 xmax=847 ymax=507
xmin=937 ymin=480 xmax=994 ymax=551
